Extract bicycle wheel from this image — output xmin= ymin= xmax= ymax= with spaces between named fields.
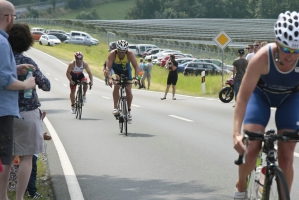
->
xmin=265 ymin=167 xmax=290 ymax=200
xmin=246 ymin=170 xmax=259 ymax=200
xmin=122 ymin=99 xmax=128 ymax=136
xmin=118 ymin=100 xmax=123 ymax=133
xmin=75 ymin=90 xmax=80 ymax=118
xmin=76 ymin=87 xmax=83 ymax=120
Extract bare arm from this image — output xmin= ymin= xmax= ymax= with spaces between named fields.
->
xmin=6 ymin=77 xmax=36 ymax=90
xmin=233 ymin=46 xmax=269 ymax=154
xmin=84 ymin=63 xmax=93 ymax=86
xmin=66 ymin=62 xmax=74 ymax=83
xmin=127 ymin=51 xmax=139 ymax=78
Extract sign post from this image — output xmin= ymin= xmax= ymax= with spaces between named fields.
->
xmin=213 ymin=30 xmax=232 ymax=85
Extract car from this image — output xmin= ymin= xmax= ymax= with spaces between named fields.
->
xmin=31 ymin=27 xmax=45 ymax=33
xmin=108 ymin=41 xmax=117 ymax=52
xmin=183 ymin=62 xmax=232 ymax=76
xmin=174 ymin=58 xmax=197 ymax=72
xmin=48 ymin=33 xmax=70 ymax=42
xmin=136 ymin=44 xmax=158 ymax=57
xmin=160 ymin=54 xmax=185 ymax=67
xmin=45 ymin=29 xmax=67 ymax=35
xmin=64 ymin=36 xmax=92 ymax=46
xmin=143 ymin=48 xmax=163 ymax=58
xmin=69 ymin=31 xmax=99 ymax=45
xmin=193 ymin=58 xmax=233 ymax=71
xmin=31 ymin=31 xmax=46 ymax=41
xmin=128 ymin=44 xmax=137 ymax=55
xmin=39 ymin=35 xmax=61 ymax=46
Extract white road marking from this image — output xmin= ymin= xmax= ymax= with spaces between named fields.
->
xmin=46 ymin=73 xmax=50 ymax=75
xmin=102 ymin=96 xmax=110 ymax=99
xmin=169 ymin=115 xmax=193 ymax=122
xmin=54 ymin=78 xmax=59 ymax=81
xmin=132 ymin=104 xmax=140 ymax=107
xmin=43 ymin=117 xmax=84 ymax=200
xmin=63 ymin=84 xmax=68 ymax=87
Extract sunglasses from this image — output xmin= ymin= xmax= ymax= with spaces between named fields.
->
xmin=253 ymin=45 xmax=259 ymax=47
xmin=279 ymin=44 xmax=299 ymax=54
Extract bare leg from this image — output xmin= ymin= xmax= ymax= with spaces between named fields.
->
xmin=0 ymin=164 xmax=13 ymax=200
xmin=16 ymin=155 xmax=32 ymax=200
xmin=70 ymin=88 xmax=76 ymax=105
xmin=126 ymin=84 xmax=133 ymax=110
xmin=163 ymin=85 xmax=170 ymax=98
xmin=172 ymin=85 xmax=176 ymax=99
xmin=113 ymin=85 xmax=120 ymax=109
xmin=83 ymin=83 xmax=88 ymax=96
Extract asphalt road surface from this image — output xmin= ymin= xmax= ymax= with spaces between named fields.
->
xmin=25 ymin=48 xmax=299 ymax=200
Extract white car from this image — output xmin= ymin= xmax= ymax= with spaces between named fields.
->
xmin=39 ymin=35 xmax=61 ymax=46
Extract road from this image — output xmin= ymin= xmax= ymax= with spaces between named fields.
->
xmin=26 ymin=48 xmax=299 ymax=200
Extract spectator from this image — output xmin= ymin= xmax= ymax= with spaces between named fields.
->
xmin=232 ymin=48 xmax=248 ymax=105
xmin=253 ymin=40 xmax=261 ymax=53
xmin=261 ymin=41 xmax=268 ymax=47
xmin=245 ymin=44 xmax=254 ymax=61
xmin=102 ymin=61 xmax=109 ymax=85
xmin=0 ymin=2 xmax=35 ymax=200
xmin=138 ymin=58 xmax=145 ymax=89
xmin=7 ymin=23 xmax=51 ymax=200
xmin=161 ymin=55 xmax=178 ymax=100
xmin=141 ymin=58 xmax=153 ymax=89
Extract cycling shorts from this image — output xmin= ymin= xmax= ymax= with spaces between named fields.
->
xmin=70 ymin=72 xmax=87 ymax=89
xmin=244 ymin=87 xmax=299 ymax=130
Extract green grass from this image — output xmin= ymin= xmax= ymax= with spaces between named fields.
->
xmin=32 ymin=40 xmax=230 ymax=98
xmin=43 ymin=0 xmax=135 ymax=20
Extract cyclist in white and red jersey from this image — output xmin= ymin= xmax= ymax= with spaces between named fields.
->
xmin=66 ymin=52 xmax=93 ymax=114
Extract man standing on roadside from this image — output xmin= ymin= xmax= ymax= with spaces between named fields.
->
xmin=0 ymin=1 xmax=36 ymax=199
xmin=233 ymin=48 xmax=248 ymax=104
xmin=245 ymin=44 xmax=254 ymax=61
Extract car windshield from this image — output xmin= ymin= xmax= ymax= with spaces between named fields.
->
xmin=48 ymin=35 xmax=58 ymax=39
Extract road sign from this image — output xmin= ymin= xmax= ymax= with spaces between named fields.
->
xmin=213 ymin=30 xmax=232 ymax=50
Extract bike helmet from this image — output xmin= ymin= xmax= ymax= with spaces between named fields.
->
xmin=116 ymin=40 xmax=129 ymax=51
xmin=274 ymin=11 xmax=299 ymax=49
xmin=74 ymin=52 xmax=83 ymax=59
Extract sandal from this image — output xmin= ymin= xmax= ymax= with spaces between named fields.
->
xmin=172 ymin=98 xmax=176 ymax=100
xmin=160 ymin=97 xmax=166 ymax=100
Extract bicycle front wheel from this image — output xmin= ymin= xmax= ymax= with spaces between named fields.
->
xmin=118 ymin=100 xmax=123 ymax=133
xmin=246 ymin=170 xmax=258 ymax=200
xmin=265 ymin=167 xmax=290 ymax=200
xmin=76 ymin=88 xmax=83 ymax=119
xmin=122 ymin=99 xmax=128 ymax=136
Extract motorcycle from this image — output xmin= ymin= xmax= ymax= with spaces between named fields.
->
xmin=219 ymin=75 xmax=234 ymax=103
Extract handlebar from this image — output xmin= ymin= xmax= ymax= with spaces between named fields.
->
xmin=234 ymin=129 xmax=299 ymax=165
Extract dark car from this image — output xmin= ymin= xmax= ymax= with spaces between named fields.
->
xmin=48 ymin=33 xmax=70 ymax=42
xmin=108 ymin=41 xmax=117 ymax=52
xmin=183 ymin=62 xmax=231 ymax=76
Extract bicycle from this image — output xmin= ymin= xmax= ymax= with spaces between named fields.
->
xmin=74 ymin=80 xmax=91 ymax=120
xmin=113 ymin=74 xmax=135 ymax=136
xmin=234 ymin=129 xmax=299 ymax=200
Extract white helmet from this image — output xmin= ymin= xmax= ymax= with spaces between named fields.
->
xmin=274 ymin=11 xmax=299 ymax=49
xmin=116 ymin=40 xmax=129 ymax=51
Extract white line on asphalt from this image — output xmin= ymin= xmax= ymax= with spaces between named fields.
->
xmin=63 ymin=84 xmax=68 ymax=87
xmin=169 ymin=115 xmax=193 ymax=122
xmin=54 ymin=78 xmax=59 ymax=81
xmin=46 ymin=73 xmax=50 ymax=75
xmin=43 ymin=117 xmax=84 ymax=200
xmin=102 ymin=96 xmax=110 ymax=99
xmin=132 ymin=104 xmax=140 ymax=107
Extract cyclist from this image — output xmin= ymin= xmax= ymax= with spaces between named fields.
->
xmin=106 ymin=40 xmax=139 ymax=124
xmin=233 ymin=11 xmax=299 ymax=199
xmin=66 ymin=52 xmax=93 ymax=114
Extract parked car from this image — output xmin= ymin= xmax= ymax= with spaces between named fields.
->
xmin=160 ymin=54 xmax=185 ymax=67
xmin=39 ymin=35 xmax=61 ymax=46
xmin=136 ymin=44 xmax=158 ymax=57
xmin=31 ymin=31 xmax=46 ymax=41
xmin=64 ymin=36 xmax=91 ymax=46
xmin=193 ymin=58 xmax=233 ymax=70
xmin=45 ymin=29 xmax=67 ymax=35
xmin=69 ymin=31 xmax=99 ymax=45
xmin=128 ymin=44 xmax=137 ymax=55
xmin=48 ymin=33 xmax=70 ymax=42
xmin=143 ymin=48 xmax=161 ymax=57
xmin=31 ymin=27 xmax=45 ymax=33
xmin=108 ymin=41 xmax=117 ymax=52
xmin=174 ymin=58 xmax=196 ymax=72
xmin=183 ymin=62 xmax=231 ymax=76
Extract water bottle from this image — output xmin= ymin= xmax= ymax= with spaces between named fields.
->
xmin=257 ymin=166 xmax=266 ymax=197
xmin=24 ymin=68 xmax=33 ymax=98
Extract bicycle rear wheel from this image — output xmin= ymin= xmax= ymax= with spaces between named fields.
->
xmin=246 ymin=170 xmax=259 ymax=200
xmin=265 ymin=167 xmax=290 ymax=200
xmin=76 ymin=88 xmax=83 ymax=119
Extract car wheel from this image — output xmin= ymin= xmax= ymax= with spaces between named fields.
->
xmin=48 ymin=42 xmax=50 ymax=46
xmin=39 ymin=41 xmax=42 ymax=45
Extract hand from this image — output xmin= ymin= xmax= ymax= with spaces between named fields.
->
xmin=233 ymin=134 xmax=246 ymax=155
xmin=70 ymin=80 xmax=75 ymax=85
xmin=108 ymin=78 xmax=113 ymax=88
xmin=89 ymin=81 xmax=93 ymax=87
xmin=17 ymin=64 xmax=35 ymax=75
xmin=24 ymin=77 xmax=36 ymax=89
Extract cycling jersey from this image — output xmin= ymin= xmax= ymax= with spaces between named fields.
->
xmin=244 ymin=45 xmax=299 ymax=130
xmin=72 ymin=60 xmax=84 ymax=73
xmin=111 ymin=50 xmax=132 ymax=80
xmin=70 ymin=60 xmax=87 ymax=88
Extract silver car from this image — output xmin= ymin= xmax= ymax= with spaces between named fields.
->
xmin=64 ymin=36 xmax=91 ymax=46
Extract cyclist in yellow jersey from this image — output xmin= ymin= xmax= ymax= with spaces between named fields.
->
xmin=106 ymin=40 xmax=139 ymax=124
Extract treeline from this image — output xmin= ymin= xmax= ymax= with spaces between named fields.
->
xmin=125 ymin=0 xmax=299 ymax=19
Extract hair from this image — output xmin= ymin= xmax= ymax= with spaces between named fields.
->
xmin=7 ymin=23 xmax=34 ymax=53
xmin=247 ymin=44 xmax=253 ymax=48
xmin=170 ymin=54 xmax=175 ymax=59
xmin=261 ymin=41 xmax=268 ymax=47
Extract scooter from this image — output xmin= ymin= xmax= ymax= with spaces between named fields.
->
xmin=219 ymin=75 xmax=234 ymax=103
